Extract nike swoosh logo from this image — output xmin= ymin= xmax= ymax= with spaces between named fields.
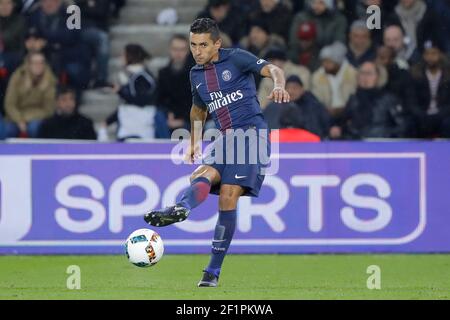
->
xmin=235 ymin=175 xmax=247 ymax=179
xmin=196 ymin=83 xmax=202 ymax=90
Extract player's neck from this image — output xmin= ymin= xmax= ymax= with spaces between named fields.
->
xmin=206 ymin=50 xmax=220 ymax=65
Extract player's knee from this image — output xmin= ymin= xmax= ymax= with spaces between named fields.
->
xmin=189 ymin=172 xmax=199 ymax=184
xmin=219 ymin=195 xmax=238 ymax=210
xmin=190 ymin=167 xmax=206 ymax=183
xmin=190 ymin=166 xmax=219 ymax=184
xmin=219 ymin=187 xmax=241 ymax=209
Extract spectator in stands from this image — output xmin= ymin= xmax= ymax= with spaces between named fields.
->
xmin=0 ymin=51 xmax=56 ymax=139
xmin=387 ymin=0 xmax=444 ymax=61
xmin=376 ymin=45 xmax=419 ymax=137
xmin=329 ymin=61 xmax=408 ymax=140
xmin=311 ymin=41 xmax=357 ymax=118
xmin=410 ymin=40 xmax=450 ymax=138
xmin=258 ymin=47 xmax=311 ymax=109
xmin=111 ymin=0 xmax=126 ymax=19
xmin=269 ymin=104 xmax=322 ymax=142
xmin=104 ymin=44 xmax=169 ymax=141
xmin=24 ymin=27 xmax=47 ymax=54
xmin=264 ymin=75 xmax=330 ymax=139
xmin=353 ymin=0 xmax=389 ymax=45
xmin=158 ymin=34 xmax=194 ymax=133
xmin=290 ymin=0 xmax=306 ymax=14
xmin=346 ymin=20 xmax=376 ymax=68
xmin=0 ymin=0 xmax=26 ymax=71
xmin=426 ymin=0 xmax=450 ymax=55
xmin=13 ymin=0 xmax=39 ymax=14
xmin=288 ymin=21 xmax=321 ymax=71
xmin=75 ymin=0 xmax=111 ymax=88
xmin=196 ymin=0 xmax=246 ymax=45
xmin=239 ymin=20 xmax=285 ymax=59
xmin=289 ymin=0 xmax=347 ymax=53
xmin=38 ymin=86 xmax=97 ymax=140
xmin=27 ymin=0 xmax=91 ymax=92
xmin=248 ymin=0 xmax=293 ymax=42
xmin=383 ymin=24 xmax=420 ymax=69
xmin=230 ymin=0 xmax=258 ymax=14
xmin=1 ymin=0 xmax=26 ymax=115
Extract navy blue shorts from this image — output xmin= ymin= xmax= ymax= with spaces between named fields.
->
xmin=202 ymin=125 xmax=271 ymax=197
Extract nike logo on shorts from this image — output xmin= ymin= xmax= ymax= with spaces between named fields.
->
xmin=235 ymin=175 xmax=247 ymax=179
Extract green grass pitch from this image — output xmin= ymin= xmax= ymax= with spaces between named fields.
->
xmin=1 ymin=254 xmax=449 ymax=300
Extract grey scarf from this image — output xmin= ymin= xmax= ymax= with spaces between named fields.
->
xmin=395 ymin=0 xmax=427 ymax=54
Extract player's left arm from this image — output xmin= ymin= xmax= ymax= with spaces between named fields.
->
xmin=260 ymin=64 xmax=290 ymax=104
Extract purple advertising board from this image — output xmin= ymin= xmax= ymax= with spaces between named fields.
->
xmin=0 ymin=142 xmax=449 ymax=254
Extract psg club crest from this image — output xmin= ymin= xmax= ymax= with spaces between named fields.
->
xmin=222 ymin=70 xmax=232 ymax=81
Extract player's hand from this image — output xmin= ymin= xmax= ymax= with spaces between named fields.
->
xmin=184 ymin=143 xmax=202 ymax=164
xmin=268 ymin=87 xmax=290 ymax=104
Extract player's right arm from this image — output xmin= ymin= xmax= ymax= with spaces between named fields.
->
xmin=185 ymin=104 xmax=208 ymax=163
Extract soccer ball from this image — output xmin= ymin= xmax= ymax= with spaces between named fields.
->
xmin=125 ymin=229 xmax=164 ymax=268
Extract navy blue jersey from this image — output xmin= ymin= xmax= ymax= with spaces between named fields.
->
xmin=190 ymin=48 xmax=270 ymax=132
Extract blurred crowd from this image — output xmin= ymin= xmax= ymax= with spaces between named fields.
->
xmin=0 ymin=0 xmax=125 ymax=140
xmin=0 ymin=0 xmax=449 ymax=141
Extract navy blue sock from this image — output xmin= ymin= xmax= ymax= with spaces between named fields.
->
xmin=205 ymin=209 xmax=237 ymax=277
xmin=178 ymin=177 xmax=211 ymax=210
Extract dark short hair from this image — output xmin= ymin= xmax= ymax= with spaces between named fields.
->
xmin=57 ymin=86 xmax=76 ymax=98
xmin=249 ymin=19 xmax=271 ymax=35
xmin=264 ymin=47 xmax=287 ymax=62
xmin=208 ymin=0 xmax=230 ymax=8
xmin=280 ymin=104 xmax=305 ymax=129
xmin=125 ymin=44 xmax=151 ymax=65
xmin=286 ymin=75 xmax=304 ymax=87
xmin=190 ymin=18 xmax=221 ymax=42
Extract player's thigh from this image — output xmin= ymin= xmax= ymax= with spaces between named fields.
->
xmin=190 ymin=165 xmax=221 ymax=185
xmin=218 ymin=184 xmax=245 ymax=210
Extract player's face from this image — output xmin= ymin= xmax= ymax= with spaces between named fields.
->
xmin=190 ymin=33 xmax=221 ymax=65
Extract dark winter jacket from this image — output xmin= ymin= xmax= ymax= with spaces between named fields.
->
xmin=289 ymin=8 xmax=347 ymax=51
xmin=411 ymin=63 xmax=450 ymax=117
xmin=38 ymin=112 xmax=97 ymax=140
xmin=75 ymin=0 xmax=111 ymax=30
xmin=157 ymin=60 xmax=193 ymax=122
xmin=248 ymin=2 xmax=293 ymax=41
xmin=264 ymin=91 xmax=330 ymax=138
xmin=27 ymin=4 xmax=90 ymax=66
xmin=339 ymin=88 xmax=408 ymax=139
xmin=0 ymin=13 xmax=26 ymax=53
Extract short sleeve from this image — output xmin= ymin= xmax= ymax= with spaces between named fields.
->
xmin=190 ymin=71 xmax=207 ymax=110
xmin=229 ymin=48 xmax=270 ymax=74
